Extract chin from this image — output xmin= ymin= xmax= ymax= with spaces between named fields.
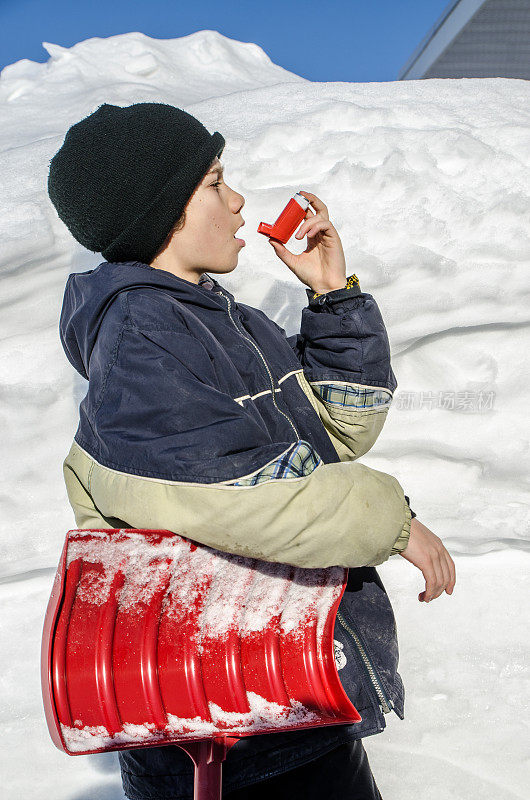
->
xmin=211 ymin=261 xmax=239 ymax=275
xmin=203 ymin=263 xmax=237 ymax=275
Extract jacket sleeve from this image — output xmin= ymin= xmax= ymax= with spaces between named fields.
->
xmin=262 ymin=275 xmax=417 ymax=521
xmin=63 ymin=304 xmax=412 ymax=567
xmin=264 ymin=274 xmax=398 ymax=464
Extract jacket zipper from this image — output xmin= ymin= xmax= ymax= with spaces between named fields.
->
xmin=220 ymin=293 xmax=301 ymax=440
xmin=336 ymin=610 xmax=394 ymax=715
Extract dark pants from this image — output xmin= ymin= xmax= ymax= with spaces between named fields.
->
xmin=223 ymin=739 xmax=383 ymax=799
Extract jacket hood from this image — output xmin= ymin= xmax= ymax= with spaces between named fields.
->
xmin=59 ymin=260 xmax=233 ymax=380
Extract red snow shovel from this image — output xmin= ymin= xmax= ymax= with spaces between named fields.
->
xmin=41 ymin=529 xmax=361 ymax=799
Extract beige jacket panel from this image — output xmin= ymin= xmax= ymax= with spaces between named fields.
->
xmin=294 ymin=372 xmax=409 ymax=555
xmin=63 ymin=440 xmax=412 ymax=569
xmin=295 ymin=371 xmax=393 ymax=463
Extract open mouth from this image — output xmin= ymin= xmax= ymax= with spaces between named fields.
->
xmin=234 ymin=224 xmax=245 ymax=246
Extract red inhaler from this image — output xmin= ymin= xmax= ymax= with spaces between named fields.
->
xmin=257 ymin=192 xmax=311 ymax=244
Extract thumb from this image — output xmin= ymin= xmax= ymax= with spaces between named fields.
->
xmin=269 ymin=239 xmax=298 ymax=271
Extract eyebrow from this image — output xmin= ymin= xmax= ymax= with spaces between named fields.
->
xmin=206 ymin=164 xmax=224 ymax=176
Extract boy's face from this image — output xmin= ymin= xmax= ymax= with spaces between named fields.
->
xmin=150 ymin=157 xmax=246 ymax=283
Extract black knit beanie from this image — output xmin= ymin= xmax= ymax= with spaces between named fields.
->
xmin=47 ymin=102 xmax=225 ymax=264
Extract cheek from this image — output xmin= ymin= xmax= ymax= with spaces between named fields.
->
xmin=211 ymin=215 xmax=233 ymax=240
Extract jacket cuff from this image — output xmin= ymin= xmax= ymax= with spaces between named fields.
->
xmin=390 ymin=500 xmax=412 ymax=556
xmin=306 ymin=274 xmax=362 ymax=308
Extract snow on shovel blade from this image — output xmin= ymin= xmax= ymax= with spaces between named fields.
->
xmin=41 ymin=529 xmax=361 ymax=756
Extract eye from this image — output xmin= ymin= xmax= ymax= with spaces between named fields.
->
xmin=211 ymin=179 xmax=223 ymax=191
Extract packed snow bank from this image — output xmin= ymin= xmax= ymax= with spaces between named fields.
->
xmin=0 ymin=29 xmax=528 ymax=800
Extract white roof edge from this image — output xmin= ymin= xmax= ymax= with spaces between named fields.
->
xmin=397 ymin=0 xmax=487 ymax=80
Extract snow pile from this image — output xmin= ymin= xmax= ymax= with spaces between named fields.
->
xmin=0 ymin=28 xmax=529 ymax=800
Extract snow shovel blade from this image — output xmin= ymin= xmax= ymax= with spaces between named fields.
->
xmin=41 ymin=528 xmax=361 ymax=756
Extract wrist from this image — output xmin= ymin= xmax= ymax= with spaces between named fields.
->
xmin=310 ymin=283 xmax=348 ymax=293
xmin=309 ymin=274 xmax=359 ymax=296
xmin=306 ymin=274 xmax=362 ymax=308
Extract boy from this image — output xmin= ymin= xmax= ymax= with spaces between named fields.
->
xmin=48 ymin=102 xmax=455 ymax=799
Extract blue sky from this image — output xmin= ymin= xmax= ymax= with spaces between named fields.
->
xmin=0 ymin=0 xmax=450 ymax=81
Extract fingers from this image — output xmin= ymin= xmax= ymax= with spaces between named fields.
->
xmin=445 ymin=550 xmax=456 ymax=595
xmin=437 ymin=554 xmax=451 ymax=598
xmin=295 ymin=218 xmax=330 ymax=240
xmin=421 ymin=547 xmax=456 ymax=603
xmin=298 ymin=191 xmax=329 ymax=220
xmin=430 ymin=553 xmax=446 ymax=602
xmin=419 ymin=559 xmax=437 ymax=603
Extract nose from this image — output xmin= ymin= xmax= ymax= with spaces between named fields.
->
xmin=232 ymin=188 xmax=245 ymax=211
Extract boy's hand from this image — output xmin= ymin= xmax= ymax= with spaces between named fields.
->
xmin=267 ymin=191 xmax=348 ymax=294
xmin=398 ymin=517 xmax=456 ymax=603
